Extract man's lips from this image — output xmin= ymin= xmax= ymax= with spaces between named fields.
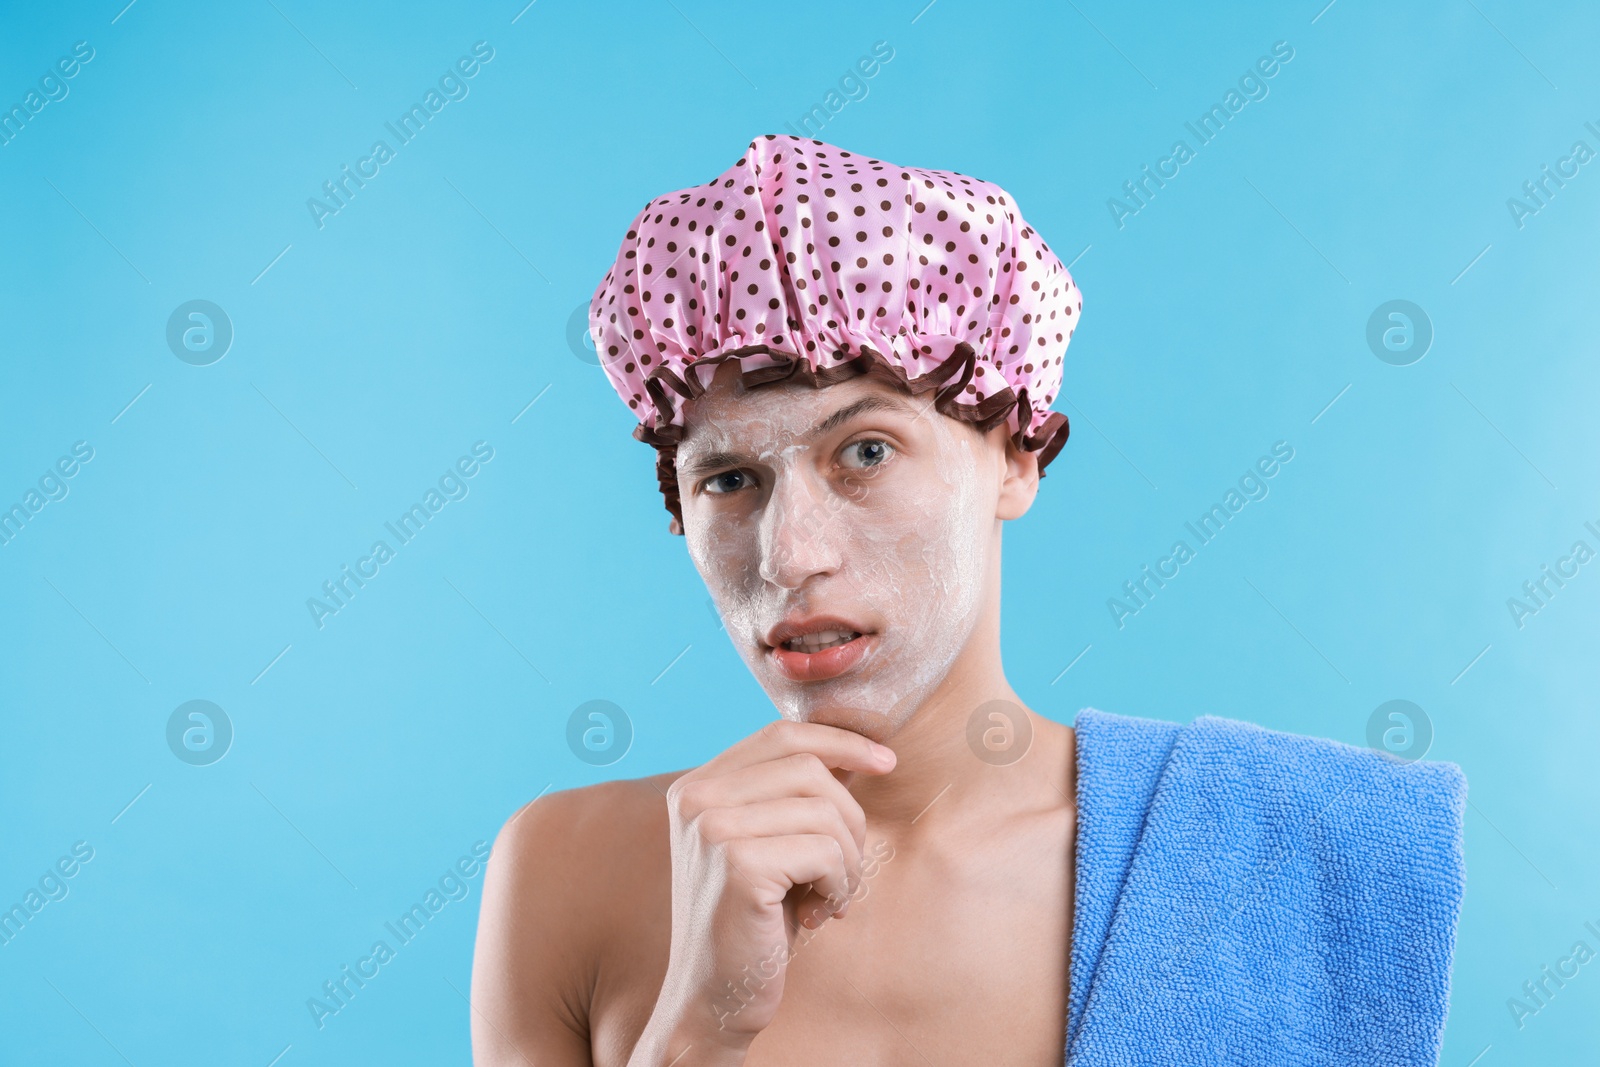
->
xmin=762 ymin=615 xmax=877 ymax=683
xmin=768 ymin=632 xmax=877 ymax=682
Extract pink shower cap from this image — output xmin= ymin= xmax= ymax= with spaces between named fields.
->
xmin=589 ymin=134 xmax=1083 ymax=530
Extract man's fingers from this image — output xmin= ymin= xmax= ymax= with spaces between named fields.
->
xmin=680 ymin=755 xmax=866 ymax=848
xmin=701 ymin=719 xmax=896 ymax=780
xmin=695 ymin=797 xmax=863 ymax=887
xmin=729 ymin=835 xmax=853 ymax=918
xmin=791 ymin=884 xmax=850 ymax=929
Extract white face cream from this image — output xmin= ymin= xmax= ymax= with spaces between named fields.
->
xmin=677 ymin=365 xmax=999 ymax=737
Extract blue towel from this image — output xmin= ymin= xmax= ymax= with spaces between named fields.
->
xmin=1066 ymin=708 xmax=1467 ymax=1067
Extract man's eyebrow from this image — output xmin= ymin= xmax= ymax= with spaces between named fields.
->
xmin=807 ymin=394 xmax=920 ymax=439
xmin=677 ymin=449 xmax=747 ymax=478
xmin=677 ymin=394 xmax=921 ymax=478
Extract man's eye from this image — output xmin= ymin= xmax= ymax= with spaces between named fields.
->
xmin=702 ymin=470 xmax=751 ymax=495
xmin=840 ymin=439 xmax=893 ymax=469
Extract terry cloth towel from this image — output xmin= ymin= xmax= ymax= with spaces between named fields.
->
xmin=1065 ymin=708 xmax=1467 ymax=1067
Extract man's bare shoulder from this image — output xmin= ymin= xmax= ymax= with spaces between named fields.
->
xmin=498 ymin=767 xmax=691 ymax=850
xmin=471 ymin=768 xmax=697 ymax=1064
xmin=488 ymin=768 xmax=693 ymax=898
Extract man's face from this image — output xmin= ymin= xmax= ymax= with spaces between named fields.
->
xmin=675 ymin=364 xmax=1023 ymax=737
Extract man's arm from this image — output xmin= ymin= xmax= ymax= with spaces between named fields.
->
xmin=470 ymin=789 xmax=600 ymax=1066
xmin=470 ymin=722 xmax=892 ymax=1066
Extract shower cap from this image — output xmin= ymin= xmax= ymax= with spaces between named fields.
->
xmin=588 ymin=134 xmax=1083 ymax=531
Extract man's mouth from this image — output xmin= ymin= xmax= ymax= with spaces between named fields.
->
xmin=781 ymin=629 xmax=861 ymax=653
xmin=764 ymin=616 xmax=876 ymax=683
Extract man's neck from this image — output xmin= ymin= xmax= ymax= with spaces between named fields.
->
xmin=841 ymin=635 xmax=1073 ymax=842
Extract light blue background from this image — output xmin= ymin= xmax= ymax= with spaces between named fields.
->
xmin=2 ymin=0 xmax=1596 ymax=1063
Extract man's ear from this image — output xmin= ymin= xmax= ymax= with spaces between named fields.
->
xmin=995 ymin=436 xmax=1041 ymax=521
xmin=669 ymin=515 xmax=684 ymax=536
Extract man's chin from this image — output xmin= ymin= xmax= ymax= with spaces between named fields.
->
xmin=778 ymin=699 xmax=896 ymax=741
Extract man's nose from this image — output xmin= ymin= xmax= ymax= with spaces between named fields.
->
xmin=757 ymin=470 xmax=842 ymax=589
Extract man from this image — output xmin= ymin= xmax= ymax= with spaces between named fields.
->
xmin=470 ymin=136 xmax=1465 ymax=1066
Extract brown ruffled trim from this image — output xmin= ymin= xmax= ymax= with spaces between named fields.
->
xmin=630 ymin=342 xmax=1070 ymax=533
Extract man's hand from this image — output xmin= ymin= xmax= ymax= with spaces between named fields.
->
xmin=630 ymin=719 xmax=896 ymax=1064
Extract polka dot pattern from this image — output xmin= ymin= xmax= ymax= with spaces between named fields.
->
xmin=588 ymin=134 xmax=1084 ymax=525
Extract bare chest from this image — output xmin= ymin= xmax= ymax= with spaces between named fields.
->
xmin=743 ymin=826 xmax=1074 ymax=1066
xmin=591 ymin=815 xmax=1074 ymax=1067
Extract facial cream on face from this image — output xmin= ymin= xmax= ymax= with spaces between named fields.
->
xmin=681 ymin=376 xmax=996 ymax=736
